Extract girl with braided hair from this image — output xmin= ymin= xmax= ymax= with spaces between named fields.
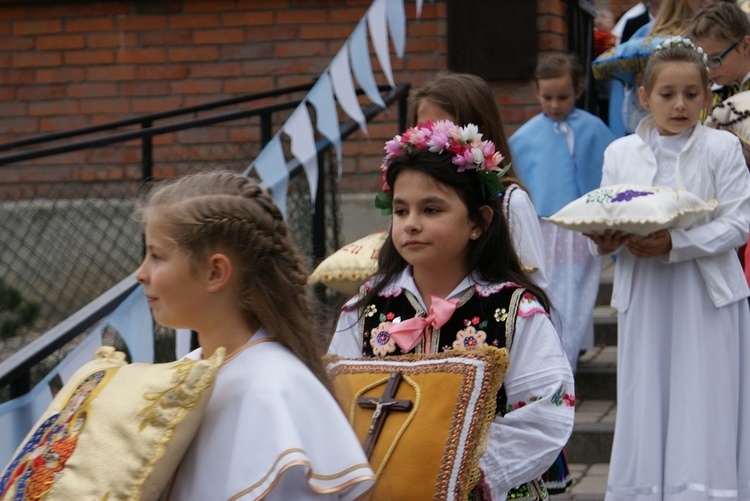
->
xmin=135 ymin=170 xmax=374 ymax=500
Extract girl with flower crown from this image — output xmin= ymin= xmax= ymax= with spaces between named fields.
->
xmin=588 ymin=38 xmax=750 ymax=500
xmin=329 ymin=120 xmax=574 ymax=500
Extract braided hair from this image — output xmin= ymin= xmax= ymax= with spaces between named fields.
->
xmin=138 ymin=170 xmax=331 ymax=389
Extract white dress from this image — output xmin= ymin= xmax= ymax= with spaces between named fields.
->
xmin=167 ymin=329 xmax=375 ymax=501
xmin=504 ymin=183 xmax=549 ymax=292
xmin=600 ymin=120 xmax=750 ymax=500
xmin=329 ymin=268 xmax=575 ymax=499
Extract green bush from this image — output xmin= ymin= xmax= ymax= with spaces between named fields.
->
xmin=0 ymin=282 xmax=40 ymax=340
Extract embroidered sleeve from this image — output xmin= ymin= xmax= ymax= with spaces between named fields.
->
xmin=517 ymin=292 xmax=549 ymax=318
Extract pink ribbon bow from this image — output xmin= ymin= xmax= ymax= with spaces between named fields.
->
xmin=386 ymin=295 xmax=459 ymax=354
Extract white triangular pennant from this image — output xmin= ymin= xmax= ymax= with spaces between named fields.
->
xmin=350 ymin=19 xmax=386 ymax=109
xmin=367 ymin=0 xmax=395 ymax=88
xmin=386 ymin=0 xmax=406 ymax=58
xmin=330 ymin=48 xmax=368 ymax=135
xmin=282 ymin=102 xmax=319 ymax=205
xmin=247 ymin=135 xmax=290 ymax=218
xmin=307 ymin=73 xmax=343 ymax=175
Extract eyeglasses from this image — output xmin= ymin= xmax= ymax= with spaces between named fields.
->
xmin=706 ymin=42 xmax=739 ymax=68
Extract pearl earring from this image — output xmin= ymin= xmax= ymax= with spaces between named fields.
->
xmin=471 ymin=231 xmax=478 ymax=240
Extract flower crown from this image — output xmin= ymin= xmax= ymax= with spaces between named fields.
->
xmin=654 ymin=36 xmax=708 ymax=65
xmin=374 ymin=120 xmax=510 ymax=212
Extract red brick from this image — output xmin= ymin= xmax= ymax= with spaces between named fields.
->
xmin=28 ymin=100 xmax=79 ymax=116
xmin=65 ymin=50 xmax=115 ymax=66
xmin=0 ymin=36 xmax=34 ymax=51
xmin=65 ymin=17 xmax=114 ymax=33
xmin=116 ymin=16 xmax=166 ymax=31
xmin=0 ymin=103 xmax=29 ymax=118
xmin=277 ymin=9 xmax=328 ymax=24
xmin=79 ymin=98 xmax=130 ymax=114
xmin=230 ymin=127 xmax=262 ymax=143
xmin=80 ymin=3 xmax=130 ymax=16
xmin=116 ymin=48 xmax=167 ymax=64
xmin=14 ymin=19 xmax=62 ymax=36
xmin=168 ymin=46 xmax=219 ymax=62
xmin=274 ymin=41 xmax=327 ymax=58
xmin=140 ymin=30 xmax=191 ymax=46
xmin=224 ymin=77 xmax=275 ymax=94
xmin=0 ymin=6 xmax=25 ymax=20
xmin=35 ymin=67 xmax=86 ymax=84
xmin=12 ymin=52 xmax=62 ymax=68
xmin=87 ymin=66 xmax=136 ymax=81
xmin=0 ymin=87 xmax=14 ymax=100
xmin=193 ymin=28 xmax=245 ymax=45
xmin=277 ymin=75 xmax=315 ymax=88
xmin=537 ymin=15 xmax=567 ymax=34
xmin=0 ymin=21 xmax=10 ymax=36
xmin=537 ymin=0 xmax=567 ymax=17
xmin=536 ymin=33 xmax=567 ymax=51
xmin=170 ymin=80 xmax=223 ymax=95
xmin=296 ymin=57 xmax=330 ymax=75
xmin=36 ymin=34 xmax=85 ymax=50
xmin=405 ymin=54 xmax=445 ymax=71
xmin=299 ymin=25 xmax=351 ymax=40
xmin=190 ymin=62 xmax=244 ymax=78
xmin=131 ymin=97 xmax=184 ymax=113
xmin=17 ymin=85 xmax=67 ymax=101
xmin=329 ymin=9 xmax=366 ymax=24
xmin=120 ymin=81 xmax=172 ymax=96
xmin=68 ymin=83 xmax=118 ymax=98
xmin=245 ymin=26 xmax=297 ymax=42
xmin=27 ymin=4 xmax=79 ymax=19
xmin=184 ymin=0 xmax=236 ymax=12
xmin=40 ymin=116 xmax=89 ymax=132
xmin=221 ymin=11 xmax=274 ymax=27
xmin=87 ymin=32 xmax=138 ymax=48
xmin=167 ymin=14 xmax=220 ymax=29
xmin=220 ymin=43 xmax=274 ymax=61
xmin=408 ymin=20 xmax=445 ymax=37
xmin=241 ymin=59 xmax=297 ymax=76
xmin=137 ymin=65 xmax=190 ymax=80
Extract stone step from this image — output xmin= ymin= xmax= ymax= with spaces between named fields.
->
xmin=565 ymin=399 xmax=616 ymax=465
xmin=576 ymin=345 xmax=617 ymax=401
xmin=593 ymin=305 xmax=617 ymax=346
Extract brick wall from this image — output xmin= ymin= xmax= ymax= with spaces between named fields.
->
xmin=0 ymin=0 xmax=584 ymax=193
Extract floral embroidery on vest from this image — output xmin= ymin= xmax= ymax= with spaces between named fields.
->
xmin=453 ymin=325 xmax=488 ymax=349
xmin=369 ymin=321 xmax=397 ymax=356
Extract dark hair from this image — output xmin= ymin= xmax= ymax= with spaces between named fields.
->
xmin=686 ymin=2 xmax=750 ymax=42
xmin=641 ymin=45 xmax=709 ymax=92
xmin=359 ymin=149 xmax=550 ymax=311
xmin=534 ymin=53 xmax=585 ymax=94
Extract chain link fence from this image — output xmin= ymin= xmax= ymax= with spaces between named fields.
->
xmin=0 ymin=131 xmax=342 ymax=403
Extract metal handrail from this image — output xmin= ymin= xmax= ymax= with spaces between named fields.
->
xmin=0 ymin=83 xmax=315 ymax=152
xmin=0 ymin=82 xmax=410 ymax=399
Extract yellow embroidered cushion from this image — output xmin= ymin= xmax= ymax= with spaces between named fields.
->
xmin=325 ymin=346 xmax=508 ymax=501
xmin=0 ymin=345 xmax=224 ymax=501
xmin=544 ymin=183 xmax=718 ymax=236
xmin=308 ymin=231 xmax=387 ymax=295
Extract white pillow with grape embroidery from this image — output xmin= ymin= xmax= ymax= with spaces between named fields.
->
xmin=544 ymin=183 xmax=718 ymax=236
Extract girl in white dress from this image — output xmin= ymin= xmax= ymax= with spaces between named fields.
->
xmin=135 ymin=171 xmax=375 ymax=500
xmin=588 ymin=37 xmax=750 ymax=500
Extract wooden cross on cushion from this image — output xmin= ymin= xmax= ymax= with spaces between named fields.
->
xmin=357 ymin=371 xmax=413 ymax=458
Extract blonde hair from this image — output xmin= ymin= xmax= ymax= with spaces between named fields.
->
xmin=138 ymin=170 xmax=331 ymax=389
xmin=649 ymin=0 xmax=700 ymax=36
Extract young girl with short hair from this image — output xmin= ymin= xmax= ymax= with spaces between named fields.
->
xmin=135 ymin=171 xmax=375 ymax=500
xmin=510 ymin=53 xmax=616 ymax=372
xmin=588 ymin=38 xmax=750 ymax=500
xmin=329 ymin=120 xmax=574 ymax=500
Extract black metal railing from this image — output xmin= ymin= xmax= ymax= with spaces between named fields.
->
xmin=0 ymin=82 xmax=410 ymax=401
